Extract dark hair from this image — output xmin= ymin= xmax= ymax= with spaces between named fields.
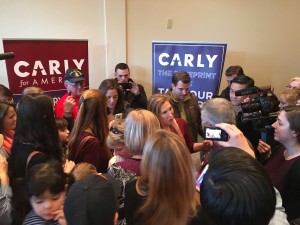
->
xmin=200 ymin=147 xmax=276 ymax=225
xmin=98 ymin=79 xmax=125 ymax=115
xmin=115 ymin=63 xmax=130 ymax=72
xmin=0 ymin=84 xmax=13 ymax=102
xmin=13 ymin=93 xmax=61 ymax=161
xmin=0 ymin=101 xmax=15 ymax=133
xmin=171 ymin=71 xmax=191 ymax=86
xmin=225 ymin=65 xmax=244 ymax=76
xmin=283 ymin=105 xmax=300 ymax=143
xmin=26 ymin=160 xmax=73 ymax=198
xmin=230 ymin=75 xmax=254 ymax=88
xmin=55 ymin=117 xmax=68 ymax=130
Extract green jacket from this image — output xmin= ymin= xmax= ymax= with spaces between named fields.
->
xmin=165 ymin=91 xmax=202 ymax=142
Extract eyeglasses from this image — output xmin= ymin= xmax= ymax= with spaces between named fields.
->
xmin=67 ymin=81 xmax=84 ymax=88
xmin=110 ymin=127 xmax=123 ymax=135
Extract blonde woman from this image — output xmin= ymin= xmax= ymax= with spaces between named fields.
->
xmin=125 ymin=130 xmax=199 ymax=225
xmin=68 ymin=89 xmax=112 ymax=172
xmin=116 ymin=109 xmax=161 ymax=175
xmin=108 ymin=109 xmax=160 ymax=225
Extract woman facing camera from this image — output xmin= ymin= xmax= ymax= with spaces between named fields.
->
xmin=125 ymin=130 xmax=199 ymax=225
xmin=0 ymin=102 xmax=16 ymax=157
xmin=68 ymin=89 xmax=112 ymax=172
xmin=258 ymin=106 xmax=300 ymax=222
xmin=147 ymin=93 xmax=211 ymax=153
xmin=99 ymin=79 xmax=133 ymax=122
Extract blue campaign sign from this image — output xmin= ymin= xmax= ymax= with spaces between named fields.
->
xmin=152 ymin=41 xmax=227 ymax=107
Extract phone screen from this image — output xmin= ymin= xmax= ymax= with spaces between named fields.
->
xmin=261 ymin=131 xmax=267 ymax=142
xmin=204 ymin=127 xmax=229 ymax=141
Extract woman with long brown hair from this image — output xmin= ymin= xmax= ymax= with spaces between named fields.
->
xmin=125 ymin=130 xmax=199 ymax=225
xmin=68 ymin=89 xmax=112 ymax=172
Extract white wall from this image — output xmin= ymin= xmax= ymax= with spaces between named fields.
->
xmin=1 ymin=0 xmax=300 ymax=98
xmin=0 ymin=0 xmax=126 ymax=89
xmin=126 ymin=0 xmax=300 ymax=97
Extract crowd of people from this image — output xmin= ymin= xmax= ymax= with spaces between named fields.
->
xmin=0 ymin=63 xmax=300 ymax=225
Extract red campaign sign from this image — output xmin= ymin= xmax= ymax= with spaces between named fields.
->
xmin=3 ymin=39 xmax=89 ymax=104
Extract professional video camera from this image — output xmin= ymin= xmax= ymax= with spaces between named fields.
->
xmin=235 ymin=85 xmax=279 ymax=122
xmin=235 ymin=85 xmax=280 ymax=150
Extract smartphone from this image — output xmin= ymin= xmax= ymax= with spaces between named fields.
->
xmin=119 ymin=82 xmax=132 ymax=90
xmin=204 ymin=127 xmax=229 ymax=141
xmin=115 ymin=113 xmax=123 ymax=120
xmin=260 ymin=131 xmax=267 ymax=142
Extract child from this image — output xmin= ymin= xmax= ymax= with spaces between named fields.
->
xmin=71 ymin=162 xmax=98 ymax=181
xmin=55 ymin=117 xmax=70 ymax=160
xmin=23 ymin=160 xmax=73 ymax=225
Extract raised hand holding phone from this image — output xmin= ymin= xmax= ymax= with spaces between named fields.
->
xmin=214 ymin=123 xmax=255 ymax=158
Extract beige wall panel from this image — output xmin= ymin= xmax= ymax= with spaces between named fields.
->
xmin=126 ymin=0 xmax=300 ymax=98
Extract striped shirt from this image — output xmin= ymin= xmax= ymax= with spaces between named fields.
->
xmin=23 ymin=210 xmax=59 ymax=225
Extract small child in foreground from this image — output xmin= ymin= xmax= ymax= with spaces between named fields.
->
xmin=23 ymin=160 xmax=73 ymax=225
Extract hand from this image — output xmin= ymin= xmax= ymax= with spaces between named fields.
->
xmin=129 ymin=80 xmax=140 ymax=95
xmin=215 ymin=123 xmax=255 ymax=158
xmin=257 ymin=139 xmax=271 ymax=155
xmin=193 ymin=140 xmax=213 ymax=152
xmin=63 ymin=96 xmax=75 ymax=114
xmin=202 ymin=140 xmax=213 ymax=149
xmin=0 ymin=154 xmax=9 ymax=185
xmin=63 ymin=159 xmax=75 ymax=174
xmin=52 ymin=208 xmax=67 ymax=225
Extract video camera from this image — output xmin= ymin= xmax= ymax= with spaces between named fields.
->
xmin=235 ymin=85 xmax=279 ymax=122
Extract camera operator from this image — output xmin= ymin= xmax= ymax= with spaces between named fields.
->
xmin=229 ymin=75 xmax=261 ymax=150
xmin=219 ymin=65 xmax=244 ymax=100
xmin=230 ymin=75 xmax=280 ymax=162
xmin=114 ymin=63 xmax=147 ymax=109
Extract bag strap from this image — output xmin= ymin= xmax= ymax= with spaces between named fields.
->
xmin=26 ymin=151 xmax=41 ymax=174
